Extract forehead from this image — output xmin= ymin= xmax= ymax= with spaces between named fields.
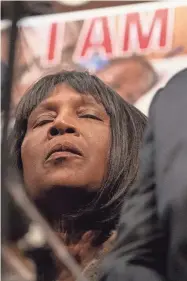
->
xmin=31 ymin=83 xmax=104 ymax=114
xmin=48 ymin=83 xmax=98 ymax=103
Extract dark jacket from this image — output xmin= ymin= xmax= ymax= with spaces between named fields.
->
xmin=100 ymin=69 xmax=187 ymax=281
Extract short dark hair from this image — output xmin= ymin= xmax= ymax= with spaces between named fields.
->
xmin=11 ymin=70 xmax=147 ymax=229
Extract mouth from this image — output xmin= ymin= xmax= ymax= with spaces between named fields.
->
xmin=46 ymin=143 xmax=83 ymax=162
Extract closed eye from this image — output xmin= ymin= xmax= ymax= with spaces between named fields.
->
xmin=79 ymin=114 xmax=102 ymax=121
xmin=33 ymin=119 xmax=53 ymax=128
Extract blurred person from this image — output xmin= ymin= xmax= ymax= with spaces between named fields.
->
xmin=96 ymin=55 xmax=158 ymax=104
xmin=10 ymin=71 xmax=147 ymax=281
xmin=99 ymin=69 xmax=187 ymax=281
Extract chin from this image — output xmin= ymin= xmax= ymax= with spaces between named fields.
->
xmin=51 ymin=175 xmax=87 ymax=188
xmin=43 ymin=166 xmax=83 ymax=183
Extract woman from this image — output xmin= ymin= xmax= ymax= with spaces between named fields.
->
xmin=10 ymin=70 xmax=147 ymax=281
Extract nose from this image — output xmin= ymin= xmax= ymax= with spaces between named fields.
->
xmin=47 ymin=117 xmax=79 ymax=139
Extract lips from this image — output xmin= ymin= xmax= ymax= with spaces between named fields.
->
xmin=46 ymin=143 xmax=83 ymax=161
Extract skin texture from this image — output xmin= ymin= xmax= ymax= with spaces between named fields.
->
xmin=21 ymin=83 xmax=110 ymax=199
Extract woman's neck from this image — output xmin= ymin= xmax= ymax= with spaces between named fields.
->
xmin=32 ymin=187 xmax=116 ymax=281
xmin=33 ymin=186 xmax=114 ymax=245
xmin=33 ymin=186 xmax=97 ymax=218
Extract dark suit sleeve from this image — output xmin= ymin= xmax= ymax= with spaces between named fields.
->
xmin=153 ymin=69 xmax=187 ymax=281
xmin=100 ymin=95 xmax=166 ymax=281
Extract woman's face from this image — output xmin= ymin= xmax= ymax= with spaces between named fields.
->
xmin=21 ymin=83 xmax=110 ymax=198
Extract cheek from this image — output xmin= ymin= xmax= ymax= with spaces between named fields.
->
xmin=89 ymin=126 xmax=111 ymax=166
xmin=21 ymin=134 xmax=43 ymax=170
xmin=21 ymin=141 xmax=33 ymax=175
xmin=21 ymin=139 xmax=28 ymax=169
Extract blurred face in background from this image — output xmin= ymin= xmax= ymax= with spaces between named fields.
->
xmin=97 ymin=56 xmax=158 ymax=104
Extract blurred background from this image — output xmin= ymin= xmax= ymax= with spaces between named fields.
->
xmin=1 ymin=0 xmax=187 ymax=117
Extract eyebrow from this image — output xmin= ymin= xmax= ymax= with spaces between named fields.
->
xmin=29 ymin=95 xmax=105 ymax=121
